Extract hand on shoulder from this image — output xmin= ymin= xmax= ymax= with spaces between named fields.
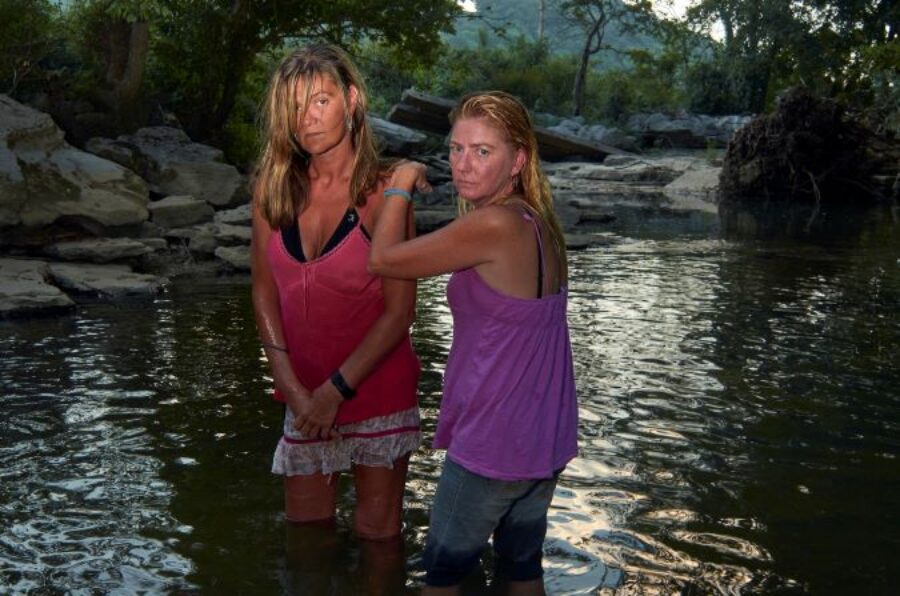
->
xmin=386 ymin=160 xmax=432 ymax=196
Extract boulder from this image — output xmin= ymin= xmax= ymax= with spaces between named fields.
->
xmin=215 ymin=245 xmax=250 ymax=271
xmin=414 ymin=208 xmax=456 ymax=233
xmin=43 ymin=237 xmax=152 ymax=263
xmin=0 ymin=95 xmax=149 ymax=244
xmin=627 ymin=111 xmax=752 ymax=149
xmin=550 ymin=121 xmax=639 ymax=152
xmin=214 ymin=223 xmax=251 ymax=245
xmin=48 ymin=262 xmax=167 ymax=296
xmin=148 ymin=195 xmax=215 ymax=229
xmin=662 ymin=165 xmax=721 ymax=213
xmin=214 ymin=203 xmax=252 ymax=226
xmin=0 ymin=258 xmax=75 ymax=317
xmin=86 ymin=126 xmax=248 ymax=208
xmin=165 ymin=223 xmax=218 ymax=256
xmin=370 ymin=117 xmax=428 ymax=156
xmin=545 ymin=155 xmax=713 ymax=211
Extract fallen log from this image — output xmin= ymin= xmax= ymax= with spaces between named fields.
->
xmin=386 ymin=89 xmax=626 ymax=162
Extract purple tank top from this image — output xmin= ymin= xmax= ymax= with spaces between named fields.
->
xmin=433 ymin=216 xmax=578 ymax=480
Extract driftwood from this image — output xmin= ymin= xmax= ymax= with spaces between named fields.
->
xmin=387 ymin=89 xmax=626 ymax=162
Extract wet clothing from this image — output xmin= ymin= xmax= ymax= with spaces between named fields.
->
xmin=433 ymin=212 xmax=578 ymax=481
xmin=423 ymin=457 xmax=559 ymax=586
xmin=273 ymin=406 xmax=421 ymax=476
xmin=266 ymin=207 xmax=420 ymax=474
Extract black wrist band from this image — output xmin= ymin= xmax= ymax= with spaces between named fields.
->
xmin=330 ymin=370 xmax=356 ymax=400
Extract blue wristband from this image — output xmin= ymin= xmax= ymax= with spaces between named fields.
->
xmin=384 ymin=187 xmax=412 ymax=201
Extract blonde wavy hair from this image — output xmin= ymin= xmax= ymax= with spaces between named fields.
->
xmin=450 ymin=91 xmax=568 ymax=270
xmin=255 ymin=43 xmax=381 ymax=228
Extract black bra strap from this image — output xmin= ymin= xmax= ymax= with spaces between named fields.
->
xmin=522 ymin=211 xmax=545 ymax=299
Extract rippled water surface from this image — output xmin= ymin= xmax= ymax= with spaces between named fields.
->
xmin=1 ymin=206 xmax=898 ymax=594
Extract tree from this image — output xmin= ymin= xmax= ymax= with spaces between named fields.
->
xmin=68 ymin=0 xmax=170 ymax=131
xmin=560 ymin=0 xmax=652 ymax=116
xmin=685 ymin=0 xmax=898 ymax=113
xmin=537 ymin=0 xmax=547 ymax=39
xmin=151 ymin=0 xmax=460 ymax=142
xmin=0 ymin=0 xmax=58 ymax=95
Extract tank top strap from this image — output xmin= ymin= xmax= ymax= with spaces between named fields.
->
xmin=357 ymin=199 xmax=374 ymax=234
xmin=521 ymin=211 xmax=545 ymax=299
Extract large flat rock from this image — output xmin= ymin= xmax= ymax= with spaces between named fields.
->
xmin=48 ymin=262 xmax=167 ymax=297
xmin=0 ymin=258 xmax=75 ymax=317
xmin=43 ymin=238 xmax=152 ymax=263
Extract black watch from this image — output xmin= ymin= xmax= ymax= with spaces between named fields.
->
xmin=330 ymin=371 xmax=356 ymax=400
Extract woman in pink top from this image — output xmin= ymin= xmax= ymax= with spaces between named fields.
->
xmin=370 ymin=92 xmax=578 ymax=595
xmin=251 ymin=43 xmax=422 ymax=555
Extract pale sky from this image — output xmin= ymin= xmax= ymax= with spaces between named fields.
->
xmin=458 ymin=1 xmax=719 ymax=39
xmin=460 ymin=1 xmax=693 ymax=19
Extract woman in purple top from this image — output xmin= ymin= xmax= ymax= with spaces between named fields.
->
xmin=370 ymin=91 xmax=578 ymax=595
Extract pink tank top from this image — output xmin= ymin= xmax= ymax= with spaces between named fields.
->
xmin=266 ymin=219 xmax=420 ymax=424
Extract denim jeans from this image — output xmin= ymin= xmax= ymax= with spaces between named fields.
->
xmin=422 ymin=457 xmax=559 ymax=587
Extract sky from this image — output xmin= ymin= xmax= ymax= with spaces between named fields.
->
xmin=459 ymin=1 xmax=694 ymax=19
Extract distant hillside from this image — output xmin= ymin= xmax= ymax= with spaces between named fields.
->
xmin=449 ymin=0 xmax=659 ymax=68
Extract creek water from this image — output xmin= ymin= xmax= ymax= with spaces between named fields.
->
xmin=1 ymin=203 xmax=898 ymax=595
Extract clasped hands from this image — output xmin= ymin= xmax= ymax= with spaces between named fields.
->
xmin=290 ymin=381 xmax=343 ymax=441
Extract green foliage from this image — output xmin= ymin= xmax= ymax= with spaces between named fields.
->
xmin=0 ymin=0 xmax=59 ymax=95
xmin=146 ymin=0 xmax=461 ymax=142
xmin=407 ymin=35 xmax=578 ymax=114
xmin=685 ymin=0 xmax=899 ymax=115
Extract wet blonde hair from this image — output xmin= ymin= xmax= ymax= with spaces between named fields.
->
xmin=255 ymin=43 xmax=381 ymax=228
xmin=450 ymin=91 xmax=567 ymax=270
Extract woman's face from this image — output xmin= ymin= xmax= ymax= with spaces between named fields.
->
xmin=293 ymin=75 xmax=356 ymax=156
xmin=448 ymin=117 xmax=525 ymax=207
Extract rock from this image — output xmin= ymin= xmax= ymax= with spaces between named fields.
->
xmin=663 ymin=166 xmax=721 ymax=213
xmin=136 ymin=238 xmax=168 ymax=252
xmin=594 ymin=128 xmax=639 ymax=153
xmin=166 ymin=224 xmax=218 ymax=256
xmin=388 ymin=89 xmax=624 ymax=161
xmin=545 ymin=154 xmax=718 ymax=212
xmin=43 ymin=237 xmax=152 ymax=263
xmin=577 ymin=208 xmax=616 ymax=224
xmin=564 ymin=233 xmax=597 ymax=250
xmin=627 ymin=111 xmax=752 ymax=149
xmin=602 ymin=154 xmax=641 ymax=167
xmin=85 ymin=126 xmax=248 ymax=208
xmin=545 ymin=161 xmax=683 ymax=184
xmin=0 ymin=95 xmax=149 ymax=244
xmin=215 ymin=223 xmax=251 ymax=245
xmin=214 ymin=203 xmax=252 ymax=226
xmin=215 ymin=245 xmax=250 ymax=271
xmin=47 ymin=262 xmax=166 ymax=297
xmin=166 ymin=160 xmax=248 ymax=208
xmin=416 ymin=182 xmax=455 ymax=207
xmin=0 ymin=258 xmax=75 ymax=317
xmin=414 ymin=208 xmax=456 ymax=233
xmin=555 ymin=202 xmax=581 ymax=230
xmin=370 ymin=117 xmax=428 ymax=156
xmin=149 ymin=195 xmax=215 ymax=229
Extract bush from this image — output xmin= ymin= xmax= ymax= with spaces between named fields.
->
xmin=0 ymin=0 xmax=59 ymax=95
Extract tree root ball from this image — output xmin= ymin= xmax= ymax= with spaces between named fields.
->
xmin=719 ymin=87 xmax=898 ymax=205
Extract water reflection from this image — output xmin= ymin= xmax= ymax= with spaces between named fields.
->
xmin=1 ymin=207 xmax=898 ymax=594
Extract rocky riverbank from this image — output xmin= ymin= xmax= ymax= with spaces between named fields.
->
xmin=1 ymin=94 xmax=724 ymax=318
